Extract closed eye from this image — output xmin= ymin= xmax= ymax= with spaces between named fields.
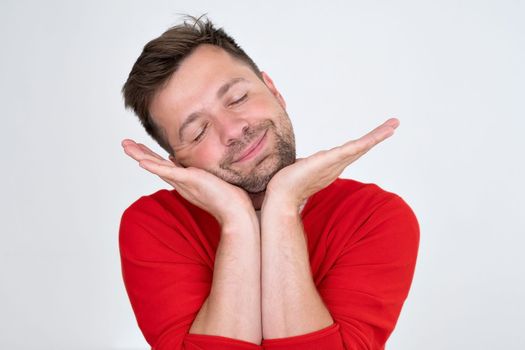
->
xmin=193 ymin=124 xmax=208 ymax=142
xmin=230 ymin=93 xmax=248 ymax=106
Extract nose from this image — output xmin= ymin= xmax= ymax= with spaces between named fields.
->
xmin=216 ymin=114 xmax=250 ymax=146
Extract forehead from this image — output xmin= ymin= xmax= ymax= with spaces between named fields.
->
xmin=149 ymin=44 xmax=256 ymax=133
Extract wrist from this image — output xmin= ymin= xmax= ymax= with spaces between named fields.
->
xmin=219 ymin=208 xmax=259 ymax=234
xmin=262 ymin=186 xmax=301 ymax=213
xmin=261 ymin=194 xmax=301 ymax=222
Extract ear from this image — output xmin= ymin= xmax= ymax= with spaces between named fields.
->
xmin=261 ymin=71 xmax=287 ymax=110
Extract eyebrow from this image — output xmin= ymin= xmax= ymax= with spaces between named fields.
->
xmin=178 ymin=77 xmax=247 ymax=140
xmin=217 ymin=77 xmax=246 ymax=99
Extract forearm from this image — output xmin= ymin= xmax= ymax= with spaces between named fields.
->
xmin=261 ymin=202 xmax=333 ymax=339
xmin=189 ymin=214 xmax=262 ymax=344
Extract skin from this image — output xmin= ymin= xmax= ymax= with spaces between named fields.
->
xmin=122 ymin=44 xmax=399 ymax=344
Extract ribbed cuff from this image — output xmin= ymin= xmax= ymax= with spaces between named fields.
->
xmin=262 ymin=323 xmax=343 ymax=349
xmin=184 ymin=333 xmax=262 ymax=349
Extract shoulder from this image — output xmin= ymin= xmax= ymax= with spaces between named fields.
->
xmin=122 ymin=189 xmax=184 ymax=217
xmin=303 ymin=178 xmax=419 ymax=244
xmin=118 ymin=189 xmax=213 ymax=258
xmin=119 ymin=189 xmax=182 ymax=247
xmin=120 ymin=188 xmax=210 ymax=226
xmin=305 ymin=177 xmax=414 ymax=216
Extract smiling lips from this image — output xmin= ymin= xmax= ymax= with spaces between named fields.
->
xmin=233 ymin=130 xmax=268 ymax=163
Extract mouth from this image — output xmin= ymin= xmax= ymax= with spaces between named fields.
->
xmin=232 ymin=130 xmax=268 ymax=163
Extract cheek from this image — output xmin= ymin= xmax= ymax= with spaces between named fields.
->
xmin=178 ymin=140 xmax=223 ymax=169
xmin=251 ymin=97 xmax=277 ymax=115
xmin=252 ymin=97 xmax=286 ymax=124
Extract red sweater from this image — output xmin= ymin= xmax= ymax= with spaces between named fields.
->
xmin=119 ymin=178 xmax=419 ymax=349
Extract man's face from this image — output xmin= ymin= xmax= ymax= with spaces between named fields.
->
xmin=149 ymin=44 xmax=296 ymax=193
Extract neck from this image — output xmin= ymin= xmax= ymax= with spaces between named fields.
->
xmin=248 ymin=191 xmax=266 ymax=210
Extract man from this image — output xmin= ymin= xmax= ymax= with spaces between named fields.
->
xmin=119 ymin=16 xmax=419 ymax=350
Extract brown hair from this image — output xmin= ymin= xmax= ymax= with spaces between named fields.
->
xmin=122 ymin=15 xmax=262 ymax=155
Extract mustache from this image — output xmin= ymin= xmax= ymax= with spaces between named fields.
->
xmin=220 ymin=120 xmax=274 ymax=166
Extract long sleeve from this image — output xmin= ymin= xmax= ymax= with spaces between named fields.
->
xmin=261 ymin=191 xmax=420 ymax=350
xmin=119 ymin=191 xmax=262 ymax=350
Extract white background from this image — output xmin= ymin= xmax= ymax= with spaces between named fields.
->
xmin=1 ymin=0 xmax=524 ymax=349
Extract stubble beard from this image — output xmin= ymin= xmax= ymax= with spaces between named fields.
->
xmin=210 ymin=116 xmax=296 ymax=194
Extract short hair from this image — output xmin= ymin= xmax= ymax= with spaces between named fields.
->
xmin=122 ymin=15 xmax=262 ymax=155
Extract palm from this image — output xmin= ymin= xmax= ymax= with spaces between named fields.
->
xmin=267 ymin=118 xmax=400 ymax=206
xmin=121 ymin=139 xmax=252 ymax=222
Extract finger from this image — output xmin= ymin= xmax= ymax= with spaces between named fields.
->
xmin=339 ymin=118 xmax=400 ymax=158
xmin=122 ymin=139 xmax=142 ymax=160
xmin=136 ymin=143 xmax=167 ymax=161
xmin=123 ymin=141 xmax=173 ymax=166
xmin=123 ymin=143 xmax=165 ymax=163
xmin=121 ymin=139 xmax=135 ymax=147
xmin=139 ymin=158 xmax=185 ymax=180
xmin=356 ymin=118 xmax=399 ymax=148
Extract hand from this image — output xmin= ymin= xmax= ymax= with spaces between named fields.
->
xmin=264 ymin=118 xmax=400 ymax=209
xmin=121 ymin=139 xmax=255 ymax=226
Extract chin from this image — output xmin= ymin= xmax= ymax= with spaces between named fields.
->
xmin=237 ymin=154 xmax=294 ymax=193
xmin=215 ymin=128 xmax=296 ymax=193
